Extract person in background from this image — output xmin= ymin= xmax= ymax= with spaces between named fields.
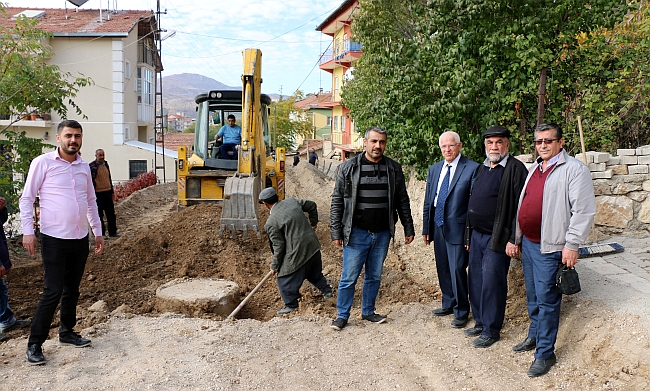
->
xmin=293 ymin=153 xmax=300 ymax=166
xmin=216 ymin=114 xmax=241 ymax=160
xmin=89 ymin=149 xmax=119 ymax=238
xmin=309 ymin=148 xmax=319 ymax=165
xmin=20 ymin=119 xmax=104 ymax=365
xmin=0 ymin=196 xmax=31 ymax=341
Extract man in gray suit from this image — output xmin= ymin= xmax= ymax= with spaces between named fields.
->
xmin=260 ymin=187 xmax=332 ymax=315
xmin=423 ymin=131 xmax=479 ymax=328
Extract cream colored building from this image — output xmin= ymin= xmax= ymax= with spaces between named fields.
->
xmin=0 ymin=7 xmax=177 ymax=182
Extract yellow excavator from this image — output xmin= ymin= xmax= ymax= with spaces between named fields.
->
xmin=177 ymin=48 xmax=286 ymax=239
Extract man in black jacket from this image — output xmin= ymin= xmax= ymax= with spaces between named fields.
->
xmin=464 ymin=126 xmax=528 ymax=348
xmin=329 ymin=126 xmax=415 ymax=331
xmin=88 ymin=149 xmax=119 ymax=238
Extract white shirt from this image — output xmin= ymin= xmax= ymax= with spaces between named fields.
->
xmin=434 ymin=154 xmax=461 ymax=207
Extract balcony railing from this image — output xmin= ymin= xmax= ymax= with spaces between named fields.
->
xmin=319 ymin=40 xmax=362 ymax=65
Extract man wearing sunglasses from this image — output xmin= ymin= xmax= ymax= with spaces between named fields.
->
xmin=514 ymin=123 xmax=596 ymax=377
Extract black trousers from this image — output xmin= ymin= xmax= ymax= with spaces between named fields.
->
xmin=28 ymin=234 xmax=89 ymax=345
xmin=276 ymin=251 xmax=331 ymax=308
xmin=96 ymin=190 xmax=117 ymax=236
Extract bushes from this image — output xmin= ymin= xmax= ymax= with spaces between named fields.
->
xmin=113 ymin=171 xmax=158 ymax=202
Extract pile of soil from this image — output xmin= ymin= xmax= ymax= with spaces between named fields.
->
xmin=2 ymin=162 xmax=529 ymax=339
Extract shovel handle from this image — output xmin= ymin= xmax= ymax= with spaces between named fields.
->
xmin=226 ymin=270 xmax=274 ymax=321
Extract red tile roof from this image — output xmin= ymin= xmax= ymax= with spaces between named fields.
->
xmin=157 ymin=133 xmax=195 ymax=157
xmin=0 ymin=7 xmax=154 ymax=36
xmin=295 ymin=93 xmax=333 ymax=110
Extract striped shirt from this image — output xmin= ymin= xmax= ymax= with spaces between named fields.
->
xmin=353 ymin=155 xmax=389 ymax=232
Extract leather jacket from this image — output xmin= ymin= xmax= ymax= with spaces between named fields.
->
xmin=330 ymin=153 xmax=415 ymax=246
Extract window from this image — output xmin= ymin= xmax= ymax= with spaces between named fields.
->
xmin=129 ymin=160 xmax=147 ymax=179
xmin=341 ymin=116 xmax=346 ymax=132
xmin=333 ymin=116 xmax=338 ymax=130
xmin=326 ymin=116 xmax=332 ymax=126
xmin=125 ymin=60 xmax=131 ymax=79
xmin=137 ymin=67 xmax=154 ymax=105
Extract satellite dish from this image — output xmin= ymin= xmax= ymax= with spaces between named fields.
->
xmin=67 ymin=0 xmax=90 ymax=6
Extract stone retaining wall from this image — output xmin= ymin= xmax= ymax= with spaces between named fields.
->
xmin=574 ymin=147 xmax=650 ymax=235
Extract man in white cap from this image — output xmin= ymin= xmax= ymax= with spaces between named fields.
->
xmin=259 ymin=187 xmax=332 ymax=314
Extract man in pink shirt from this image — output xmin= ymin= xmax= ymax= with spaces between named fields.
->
xmin=19 ymin=119 xmax=104 ymax=366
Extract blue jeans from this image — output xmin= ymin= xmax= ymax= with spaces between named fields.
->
xmin=468 ymin=231 xmax=511 ymax=338
xmin=336 ymin=228 xmax=391 ymax=320
xmin=0 ymin=278 xmax=16 ymax=330
xmin=521 ymin=236 xmax=563 ymax=360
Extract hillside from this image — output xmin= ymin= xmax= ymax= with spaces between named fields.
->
xmin=163 ymin=73 xmax=287 ymax=119
xmin=163 ymin=73 xmax=238 ymax=119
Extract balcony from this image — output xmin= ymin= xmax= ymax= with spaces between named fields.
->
xmin=0 ymin=113 xmax=53 ymax=128
xmin=319 ymin=40 xmax=362 ymax=71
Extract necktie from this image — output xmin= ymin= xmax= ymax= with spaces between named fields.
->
xmin=434 ymin=164 xmax=451 ymax=227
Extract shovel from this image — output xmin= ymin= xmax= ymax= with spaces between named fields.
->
xmin=226 ymin=270 xmax=274 ymax=321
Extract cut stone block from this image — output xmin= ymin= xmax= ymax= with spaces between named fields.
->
xmin=636 ymin=145 xmax=650 ymax=155
xmin=155 ymin=278 xmax=240 ymax=317
xmin=638 ymin=155 xmax=650 ymax=165
xmin=610 ymin=165 xmax=628 ymax=175
xmin=606 ymin=156 xmax=621 ymax=165
xmin=575 ymin=152 xmax=594 ymax=164
xmin=595 ymin=196 xmax=633 ymax=228
xmin=628 ymin=165 xmax=649 ymax=175
xmin=620 ymin=155 xmax=638 ymax=165
xmin=617 ymin=149 xmax=636 ymax=156
xmin=593 ymin=152 xmax=610 ymax=163
xmin=592 ymin=170 xmax=613 ymax=179
xmin=588 ymin=162 xmax=606 ymax=172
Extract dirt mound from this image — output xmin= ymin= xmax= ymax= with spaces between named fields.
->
xmin=5 ymin=165 xmax=444 ymax=339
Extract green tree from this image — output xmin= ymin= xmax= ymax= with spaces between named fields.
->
xmin=269 ymin=92 xmax=313 ymax=150
xmin=0 ymin=4 xmax=92 ymax=214
xmin=343 ymin=0 xmax=630 ymax=178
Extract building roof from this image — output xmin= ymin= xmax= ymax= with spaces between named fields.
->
xmin=294 ymin=93 xmax=333 ymax=110
xmin=0 ymin=7 xmax=154 ymax=36
xmin=316 ymin=0 xmax=358 ymax=35
xmin=157 ymin=133 xmax=195 ymax=156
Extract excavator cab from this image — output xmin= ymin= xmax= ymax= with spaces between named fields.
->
xmin=177 ymin=49 xmax=285 ymax=239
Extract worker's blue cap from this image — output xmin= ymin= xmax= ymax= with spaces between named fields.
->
xmin=259 ymin=187 xmax=277 ymax=203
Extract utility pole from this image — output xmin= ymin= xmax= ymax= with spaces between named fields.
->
xmin=153 ymin=0 xmax=167 ymax=183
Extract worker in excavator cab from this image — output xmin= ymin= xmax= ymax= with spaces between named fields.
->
xmin=216 ymin=114 xmax=241 ymax=160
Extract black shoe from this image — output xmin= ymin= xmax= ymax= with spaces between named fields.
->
xmin=322 ymin=287 xmax=333 ymax=299
xmin=2 ymin=318 xmax=31 ymax=332
xmin=59 ymin=332 xmax=91 ymax=348
xmin=0 ymin=331 xmax=6 ymax=342
xmin=464 ymin=326 xmax=483 ymax=337
xmin=26 ymin=344 xmax=46 ymax=365
xmin=451 ymin=317 xmax=468 ymax=328
xmin=330 ymin=318 xmax=348 ymax=331
xmin=432 ymin=307 xmax=454 ymax=317
xmin=362 ymin=313 xmax=386 ymax=324
xmin=472 ymin=335 xmax=500 ymax=348
xmin=513 ymin=337 xmax=536 ymax=353
xmin=108 ymin=233 xmax=121 ymax=238
xmin=527 ymin=353 xmax=557 ymax=377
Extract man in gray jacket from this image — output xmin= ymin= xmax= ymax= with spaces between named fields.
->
xmin=260 ymin=187 xmax=332 ymax=315
xmin=515 ymin=123 xmax=596 ymax=377
xmin=329 ymin=126 xmax=415 ymax=331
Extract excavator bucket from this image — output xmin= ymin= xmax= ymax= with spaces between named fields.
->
xmin=219 ymin=176 xmax=261 ymax=239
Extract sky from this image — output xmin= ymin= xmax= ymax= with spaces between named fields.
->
xmin=8 ymin=0 xmax=344 ymax=96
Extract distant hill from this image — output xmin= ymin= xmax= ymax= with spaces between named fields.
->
xmin=163 ymin=73 xmax=238 ymax=119
xmin=163 ymin=73 xmax=286 ymax=119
